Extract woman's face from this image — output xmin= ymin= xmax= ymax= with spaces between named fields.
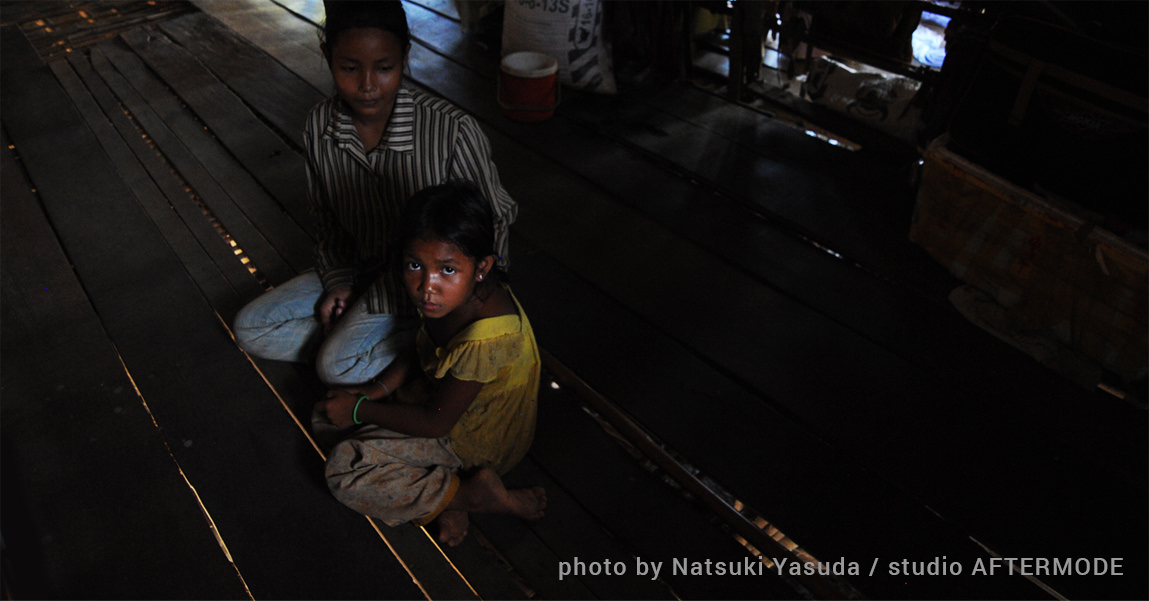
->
xmin=324 ymin=27 xmax=407 ymax=123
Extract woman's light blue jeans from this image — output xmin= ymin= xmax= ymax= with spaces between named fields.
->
xmin=233 ymin=271 xmax=418 ymax=386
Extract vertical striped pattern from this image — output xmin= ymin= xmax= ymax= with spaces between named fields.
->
xmin=303 ymin=88 xmax=518 ymax=315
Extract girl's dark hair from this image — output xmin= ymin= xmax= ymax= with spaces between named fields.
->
xmin=400 ymin=182 xmax=507 ymax=291
xmin=320 ymin=0 xmax=410 ymax=50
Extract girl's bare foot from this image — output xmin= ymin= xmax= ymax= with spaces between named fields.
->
xmin=437 ymin=509 xmax=469 ymax=547
xmin=435 ymin=469 xmax=546 ymax=546
xmin=454 ymin=468 xmax=547 ymax=520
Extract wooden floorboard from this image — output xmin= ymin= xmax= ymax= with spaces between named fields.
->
xmin=191 ymin=0 xmax=332 ymax=94
xmin=1 ymin=25 xmax=427 ymax=600
xmin=486 ymin=457 xmax=679 ymax=600
xmin=498 ymin=96 xmax=1149 ymax=600
xmin=0 ymin=130 xmax=248 ymax=600
xmin=482 ymin=79 xmax=1149 ymax=601
xmin=52 ymin=54 xmax=260 ymax=319
xmin=516 ymin=377 xmax=800 ymax=600
xmin=508 ymin=232 xmax=1045 ymax=601
xmin=118 ymin=25 xmax=313 ymax=235
xmin=157 ymin=12 xmax=325 ymax=144
xmin=0 ymin=0 xmax=198 ymax=61
xmin=572 ymin=84 xmax=925 ymax=275
xmin=500 ymin=77 xmax=1144 ymax=601
xmin=88 ymin=40 xmax=303 ymax=287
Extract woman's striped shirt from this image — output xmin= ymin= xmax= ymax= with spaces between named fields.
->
xmin=303 ymin=87 xmax=518 ymax=315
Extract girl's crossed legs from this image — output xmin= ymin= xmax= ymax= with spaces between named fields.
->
xmin=320 ymin=420 xmax=546 ymax=546
xmin=323 ymin=424 xmax=464 ymax=527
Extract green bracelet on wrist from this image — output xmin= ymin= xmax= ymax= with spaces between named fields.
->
xmin=353 ymin=395 xmax=369 ymax=425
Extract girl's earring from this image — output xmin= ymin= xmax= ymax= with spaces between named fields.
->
xmin=477 ymin=274 xmax=484 ymax=281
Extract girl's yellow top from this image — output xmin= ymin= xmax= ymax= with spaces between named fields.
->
xmin=416 ymin=287 xmax=540 ymax=474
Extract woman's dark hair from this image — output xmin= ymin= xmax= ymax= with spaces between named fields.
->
xmin=400 ymin=182 xmax=507 ymax=292
xmin=320 ymin=0 xmax=410 ymax=50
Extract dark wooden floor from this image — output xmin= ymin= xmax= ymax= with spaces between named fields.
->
xmin=2 ymin=1 xmax=1146 ymax=599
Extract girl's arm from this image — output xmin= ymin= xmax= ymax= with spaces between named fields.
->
xmin=321 ymin=375 xmax=482 ymax=438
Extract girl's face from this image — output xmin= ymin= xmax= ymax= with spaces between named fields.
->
xmin=324 ymin=27 xmax=407 ymax=123
xmin=403 ymin=237 xmax=493 ymax=320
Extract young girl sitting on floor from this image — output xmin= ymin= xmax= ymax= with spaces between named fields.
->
xmin=314 ymin=182 xmax=544 ymax=546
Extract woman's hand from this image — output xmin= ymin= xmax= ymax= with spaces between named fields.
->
xmin=318 ymin=388 xmax=364 ymax=430
xmin=318 ymin=285 xmax=354 ymax=335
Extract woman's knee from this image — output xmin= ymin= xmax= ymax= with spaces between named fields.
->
xmin=315 ymin=343 xmax=398 ymax=386
xmin=233 ymin=298 xmax=284 ymax=356
xmin=315 ymin=319 xmax=415 ymax=385
xmin=233 ymin=290 xmax=324 ymax=361
xmin=232 ymin=301 xmax=265 ymax=352
xmin=233 ymin=304 xmax=297 ymax=358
